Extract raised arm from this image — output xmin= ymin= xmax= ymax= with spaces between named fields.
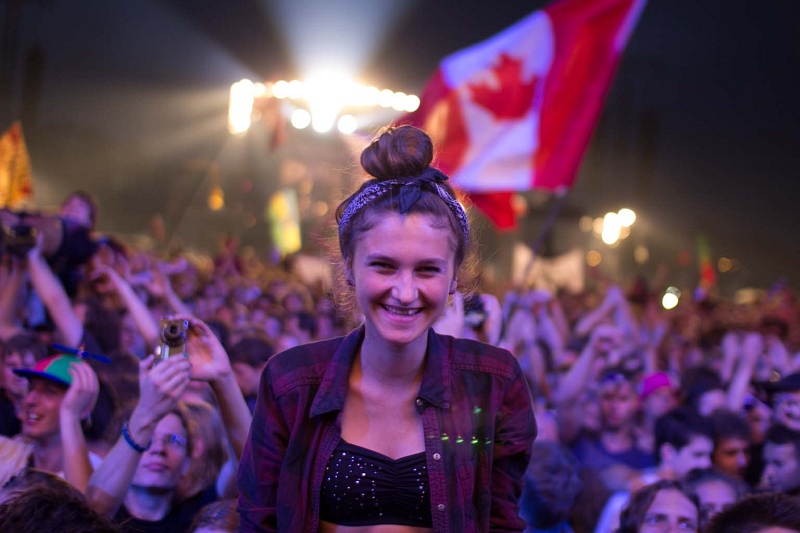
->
xmin=26 ymin=240 xmax=82 ymax=347
xmin=59 ymin=360 xmax=100 ymax=493
xmin=0 ymin=257 xmax=26 ymax=340
xmin=727 ymin=332 xmax=761 ymax=412
xmin=184 ymin=317 xmax=252 ymax=460
xmin=85 ymin=355 xmax=192 ymax=517
xmin=553 ymin=325 xmax=621 ymax=405
xmin=91 ymin=264 xmax=159 ymax=350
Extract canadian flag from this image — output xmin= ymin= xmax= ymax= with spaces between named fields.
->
xmin=402 ymin=0 xmax=647 ymax=230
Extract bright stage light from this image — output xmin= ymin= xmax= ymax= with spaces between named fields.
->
xmin=272 ymin=80 xmax=289 ymax=99
xmin=228 ymin=79 xmax=255 ymax=134
xmin=618 ymin=208 xmax=636 ymax=227
xmin=337 ymin=114 xmax=357 ymax=134
xmin=601 ymin=212 xmax=621 ymax=245
xmin=291 ymin=109 xmax=311 ymax=129
xmin=378 ymin=89 xmax=394 ymax=108
xmin=404 ymin=94 xmax=420 ymax=112
xmin=662 ymin=287 xmax=681 ymax=310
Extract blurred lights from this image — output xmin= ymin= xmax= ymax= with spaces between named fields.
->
xmin=579 ymin=216 xmax=593 ymax=232
xmin=228 ymin=80 xmax=255 ymax=134
xmin=337 ymin=114 xmax=358 ymax=134
xmin=586 ymin=250 xmax=602 ymax=267
xmin=662 ymin=287 xmax=681 ymax=310
xmin=208 ymin=185 xmax=224 ymax=211
xmin=601 ymin=212 xmax=621 ymax=245
xmin=718 ymin=257 xmax=733 ymax=273
xmin=618 ymin=208 xmax=636 ymax=227
xmin=634 ymin=245 xmax=649 ymax=265
xmin=230 ymin=77 xmax=419 ymax=134
xmin=291 ymin=109 xmax=311 ymax=129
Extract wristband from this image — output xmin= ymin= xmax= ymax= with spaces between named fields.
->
xmin=122 ymin=422 xmax=152 ymax=453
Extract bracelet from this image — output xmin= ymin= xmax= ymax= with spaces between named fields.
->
xmin=122 ymin=422 xmax=152 ymax=453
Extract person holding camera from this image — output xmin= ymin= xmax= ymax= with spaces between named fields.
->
xmin=236 ymin=126 xmax=537 ymax=532
xmin=85 ymin=318 xmax=252 ymax=532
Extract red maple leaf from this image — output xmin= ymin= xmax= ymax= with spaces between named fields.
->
xmin=467 ymin=53 xmax=537 ymax=120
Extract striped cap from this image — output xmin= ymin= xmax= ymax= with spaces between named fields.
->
xmin=13 ymin=354 xmax=80 ymax=387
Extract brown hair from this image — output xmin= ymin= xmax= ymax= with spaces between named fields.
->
xmin=618 ymin=480 xmax=699 ymax=533
xmin=332 ymin=125 xmax=476 ymax=313
xmin=178 ymin=401 xmax=229 ymax=500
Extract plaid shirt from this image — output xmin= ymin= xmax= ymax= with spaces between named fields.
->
xmin=237 ymin=326 xmax=537 ymax=532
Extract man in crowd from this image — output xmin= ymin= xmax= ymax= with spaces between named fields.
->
xmin=761 ymin=424 xmax=800 ymax=496
xmin=13 ymin=353 xmax=100 ymax=492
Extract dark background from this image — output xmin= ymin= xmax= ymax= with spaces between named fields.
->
xmin=2 ymin=0 xmax=798 ymax=292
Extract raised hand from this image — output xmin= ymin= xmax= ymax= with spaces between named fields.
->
xmin=181 ymin=317 xmax=232 ymax=382
xmin=60 ymin=360 xmax=100 ymax=421
xmin=136 ymin=354 xmax=192 ymax=424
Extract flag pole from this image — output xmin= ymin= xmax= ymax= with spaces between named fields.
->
xmin=517 ymin=187 xmax=570 ymax=291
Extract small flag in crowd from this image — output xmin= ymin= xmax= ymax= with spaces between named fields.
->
xmin=0 ymin=121 xmax=34 ymax=208
xmin=402 ymin=0 xmax=647 ymax=229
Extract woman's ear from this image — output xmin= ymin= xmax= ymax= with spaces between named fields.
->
xmin=449 ymin=278 xmax=458 ymax=295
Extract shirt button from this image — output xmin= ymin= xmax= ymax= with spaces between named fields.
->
xmin=433 ymin=453 xmax=441 ymax=461
xmin=415 ymin=398 xmax=424 ymax=407
xmin=437 ymin=504 xmax=446 ymax=512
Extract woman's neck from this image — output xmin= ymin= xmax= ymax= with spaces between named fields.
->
xmin=359 ymin=328 xmax=427 ymax=388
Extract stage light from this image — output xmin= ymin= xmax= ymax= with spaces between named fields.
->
xmin=272 ymin=80 xmax=289 ymax=99
xmin=618 ymin=208 xmax=636 ymax=227
xmin=601 ymin=212 xmax=621 ymax=245
xmin=391 ymin=91 xmax=408 ymax=111
xmin=291 ymin=109 xmax=311 ymax=129
xmin=662 ymin=287 xmax=681 ymax=310
xmin=378 ymin=89 xmax=394 ymax=107
xmin=404 ymin=94 xmax=421 ymax=112
xmin=337 ymin=114 xmax=357 ymax=134
xmin=228 ymin=80 xmax=255 ymax=134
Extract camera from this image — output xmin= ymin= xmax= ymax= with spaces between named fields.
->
xmin=463 ymin=294 xmax=488 ymax=330
xmin=157 ymin=318 xmax=189 ymax=363
xmin=0 ymin=223 xmax=38 ymax=258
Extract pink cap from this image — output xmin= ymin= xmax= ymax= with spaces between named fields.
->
xmin=639 ymin=372 xmax=675 ymax=400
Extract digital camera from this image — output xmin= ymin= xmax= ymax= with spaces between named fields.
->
xmin=157 ymin=318 xmax=189 ymax=363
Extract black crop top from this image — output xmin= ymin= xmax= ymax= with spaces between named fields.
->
xmin=319 ymin=439 xmax=433 ymax=527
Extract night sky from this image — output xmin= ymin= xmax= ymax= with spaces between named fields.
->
xmin=4 ymin=0 xmax=799 ymax=291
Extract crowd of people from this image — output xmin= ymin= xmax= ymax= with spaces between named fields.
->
xmin=1 ymin=125 xmax=800 ymax=532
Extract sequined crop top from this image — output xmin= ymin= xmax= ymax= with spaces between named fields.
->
xmin=319 ymin=439 xmax=433 ymax=527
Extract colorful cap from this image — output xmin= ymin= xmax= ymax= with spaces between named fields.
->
xmin=639 ymin=372 xmax=676 ymax=400
xmin=13 ymin=354 xmax=80 ymax=387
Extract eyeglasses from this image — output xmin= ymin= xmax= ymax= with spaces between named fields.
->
xmin=152 ymin=433 xmax=188 ymax=449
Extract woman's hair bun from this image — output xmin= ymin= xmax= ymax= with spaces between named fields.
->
xmin=360 ymin=125 xmax=434 ymax=181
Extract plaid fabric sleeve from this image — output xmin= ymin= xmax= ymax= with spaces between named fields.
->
xmin=237 ymin=361 xmax=288 ymax=532
xmin=489 ymin=361 xmax=537 ymax=531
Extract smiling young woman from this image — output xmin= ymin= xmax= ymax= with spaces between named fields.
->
xmin=237 ymin=125 xmax=537 ymax=533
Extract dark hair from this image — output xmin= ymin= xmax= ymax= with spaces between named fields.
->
xmin=0 ymin=469 xmax=119 ymax=532
xmin=709 ymin=409 xmax=751 ymax=445
xmin=1 ymin=333 xmax=47 ymax=361
xmin=617 ymin=480 xmax=699 ymax=533
xmin=705 ymin=492 xmax=800 ymax=533
xmin=764 ymin=423 xmax=800 ymax=458
xmin=681 ymin=366 xmax=723 ymax=413
xmin=520 ymin=442 xmax=583 ymax=529
xmin=332 ymin=126 xmax=475 ymax=313
xmin=188 ymin=499 xmax=240 ymax=532
xmin=683 ymin=467 xmax=748 ymax=500
xmin=228 ymin=335 xmax=275 ymax=369
xmin=62 ymin=190 xmax=99 ymax=228
xmin=654 ymin=407 xmax=713 ymax=464
xmin=83 ymin=379 xmax=122 ymax=445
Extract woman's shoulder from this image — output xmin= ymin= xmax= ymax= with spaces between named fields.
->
xmin=263 ymin=333 xmax=353 ymax=395
xmin=434 ymin=331 xmax=522 ymax=380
